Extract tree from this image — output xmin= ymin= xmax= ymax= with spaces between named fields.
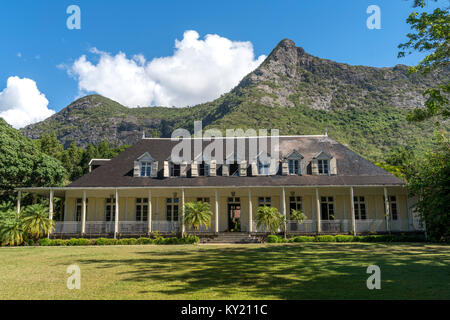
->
xmin=0 ymin=119 xmax=67 ymax=202
xmin=398 ymin=0 xmax=449 ymax=121
xmin=0 ymin=214 xmax=24 ymax=246
xmin=183 ymin=201 xmax=213 ymax=235
xmin=38 ymin=133 xmax=64 ymax=160
xmin=21 ymin=204 xmax=54 ymax=241
xmin=255 ymin=206 xmax=283 ymax=234
xmin=407 ymin=132 xmax=450 ymax=242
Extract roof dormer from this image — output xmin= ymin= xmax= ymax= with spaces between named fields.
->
xmin=311 ymin=150 xmax=337 ymax=175
xmin=133 ymin=152 xmax=158 ymax=177
xmin=282 ymin=150 xmax=305 ymax=175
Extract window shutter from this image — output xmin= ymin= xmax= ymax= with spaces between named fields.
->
xmin=151 ymin=161 xmax=158 ymax=178
xmin=311 ymin=159 xmax=319 ymax=175
xmin=209 ymin=160 xmax=217 ymax=176
xmin=300 ymin=159 xmax=307 ymax=175
xmin=191 ymin=161 xmax=198 ymax=177
xmin=222 ymin=164 xmax=229 ymax=176
xmin=330 ymin=157 xmax=337 ymax=175
xmin=269 ymin=159 xmax=279 ymax=175
xmin=240 ymin=160 xmax=247 ymax=177
xmin=181 ymin=162 xmax=188 ymax=177
xmin=251 ymin=162 xmax=258 ymax=176
xmin=281 ymin=160 xmax=289 ymax=175
xmin=163 ymin=161 xmax=169 ymax=178
xmin=133 ymin=161 xmax=140 ymax=177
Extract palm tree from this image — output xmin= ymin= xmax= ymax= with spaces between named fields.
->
xmin=285 ymin=209 xmax=307 ymax=238
xmin=0 ymin=216 xmax=24 ymax=246
xmin=255 ymin=206 xmax=283 ymax=234
xmin=183 ymin=201 xmax=213 ymax=236
xmin=21 ymin=204 xmax=54 ymax=241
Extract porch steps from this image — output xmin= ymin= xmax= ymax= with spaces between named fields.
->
xmin=203 ymin=232 xmax=260 ymax=244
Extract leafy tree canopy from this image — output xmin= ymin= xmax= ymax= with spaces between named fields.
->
xmin=398 ymin=0 xmax=450 ymax=121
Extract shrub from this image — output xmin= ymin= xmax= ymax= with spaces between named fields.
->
xmin=292 ymin=236 xmax=316 ymax=242
xmin=94 ymin=238 xmax=118 ymax=245
xmin=119 ymin=238 xmax=137 ymax=245
xmin=182 ymin=235 xmax=200 ymax=244
xmin=316 ymin=235 xmax=336 ymax=242
xmin=67 ymin=238 xmax=90 ymax=246
xmin=51 ymin=239 xmax=69 ymax=246
xmin=267 ymin=235 xmax=281 ymax=243
xmin=335 ymin=235 xmax=354 ymax=242
xmin=38 ymin=238 xmax=52 ymax=246
xmin=136 ymin=237 xmax=153 ymax=245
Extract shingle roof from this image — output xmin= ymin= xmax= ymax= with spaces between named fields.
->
xmin=68 ymin=136 xmax=405 ymax=188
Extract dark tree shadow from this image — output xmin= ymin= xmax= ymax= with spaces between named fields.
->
xmin=78 ymin=243 xmax=450 ymax=299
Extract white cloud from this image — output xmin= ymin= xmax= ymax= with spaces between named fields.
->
xmin=67 ymin=30 xmax=266 ymax=107
xmin=0 ymin=76 xmax=55 ymax=128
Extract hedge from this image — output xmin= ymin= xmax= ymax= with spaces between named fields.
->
xmin=266 ymin=234 xmax=426 ymax=243
xmin=37 ymin=236 xmax=200 ymax=246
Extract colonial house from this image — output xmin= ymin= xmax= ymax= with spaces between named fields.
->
xmin=16 ymin=135 xmax=422 ymax=238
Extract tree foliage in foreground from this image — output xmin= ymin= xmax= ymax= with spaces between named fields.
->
xmin=0 ymin=119 xmax=67 ymax=200
xmin=407 ymin=132 xmax=450 ymax=242
xmin=0 ymin=203 xmax=53 ymax=246
xmin=183 ymin=201 xmax=213 ymax=234
xmin=398 ymin=0 xmax=450 ymax=121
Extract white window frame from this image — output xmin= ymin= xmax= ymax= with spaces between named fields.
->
xmin=288 ymin=159 xmax=301 ymax=175
xmin=353 ymin=196 xmax=367 ymax=220
xmin=257 ymin=161 xmax=270 ymax=175
xmin=166 ymin=197 xmax=179 ymax=222
xmin=318 ymin=159 xmax=329 ymax=175
xmin=135 ymin=198 xmax=149 ymax=222
xmin=105 ymin=198 xmax=115 ymax=222
xmin=140 ymin=161 xmax=152 ymax=177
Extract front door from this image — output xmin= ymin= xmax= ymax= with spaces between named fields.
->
xmin=227 ymin=197 xmax=241 ymax=231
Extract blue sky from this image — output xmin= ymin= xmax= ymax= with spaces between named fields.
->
xmin=0 ymin=0 xmax=444 ymax=128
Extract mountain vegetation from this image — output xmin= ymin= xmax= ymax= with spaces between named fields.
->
xmin=20 ymin=39 xmax=449 ymax=162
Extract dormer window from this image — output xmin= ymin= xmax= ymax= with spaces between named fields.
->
xmin=289 ymin=159 xmax=300 ymax=175
xmin=140 ymin=161 xmax=152 ymax=177
xmin=170 ymin=163 xmax=181 ymax=177
xmin=134 ymin=152 xmax=156 ymax=178
xmin=258 ymin=160 xmax=270 ymax=175
xmin=318 ymin=159 xmax=329 ymax=175
xmin=312 ymin=150 xmax=335 ymax=176
xmin=283 ymin=150 xmax=304 ymax=175
xmin=199 ymin=161 xmax=210 ymax=176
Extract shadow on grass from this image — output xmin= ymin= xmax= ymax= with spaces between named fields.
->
xmin=79 ymin=243 xmax=450 ymax=299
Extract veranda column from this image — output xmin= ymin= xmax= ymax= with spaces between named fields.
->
xmin=215 ymin=189 xmax=219 ymax=233
xmin=181 ymin=188 xmax=185 ymax=235
xmin=16 ymin=191 xmax=21 ymax=216
xmin=350 ymin=187 xmax=356 ymax=236
xmin=48 ymin=189 xmax=54 ymax=238
xmin=282 ymin=187 xmax=287 ymax=236
xmin=147 ymin=189 xmax=152 ymax=235
xmin=114 ymin=189 xmax=119 ymax=239
xmin=248 ymin=189 xmax=253 ymax=233
xmin=315 ymin=188 xmax=321 ymax=233
xmin=49 ymin=188 xmax=54 ymax=221
xmin=383 ymin=187 xmax=390 ymax=233
xmin=81 ymin=190 xmax=87 ymax=236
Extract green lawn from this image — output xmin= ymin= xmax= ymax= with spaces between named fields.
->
xmin=0 ymin=243 xmax=449 ymax=300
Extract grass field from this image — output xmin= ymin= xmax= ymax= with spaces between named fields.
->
xmin=0 ymin=243 xmax=449 ymax=300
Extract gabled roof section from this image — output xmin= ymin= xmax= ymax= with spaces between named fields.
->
xmin=284 ymin=149 xmax=304 ymax=160
xmin=313 ymin=150 xmax=333 ymax=160
xmin=136 ymin=152 xmax=155 ymax=162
